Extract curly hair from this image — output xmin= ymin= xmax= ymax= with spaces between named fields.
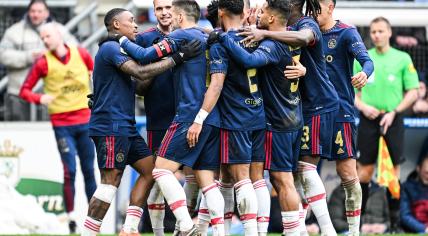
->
xmin=206 ymin=0 xmax=219 ymax=28
xmin=218 ymin=0 xmax=244 ymax=15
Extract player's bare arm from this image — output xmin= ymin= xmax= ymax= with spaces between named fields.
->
xmin=238 ymin=27 xmax=315 ymax=47
xmin=187 ymin=73 xmax=225 ymax=148
xmin=119 ymin=58 xmax=175 ymax=82
xmin=135 ymin=79 xmax=153 ymax=96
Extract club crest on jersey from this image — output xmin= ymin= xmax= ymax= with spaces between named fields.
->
xmin=116 ymin=152 xmax=125 ymax=162
xmin=328 ymin=38 xmax=337 ymax=49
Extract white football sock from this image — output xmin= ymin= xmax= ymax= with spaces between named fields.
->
xmin=235 ymin=179 xmax=258 ymax=236
xmin=153 ymin=169 xmax=193 ymax=232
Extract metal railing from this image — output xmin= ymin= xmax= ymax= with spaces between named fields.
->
xmin=82 ymin=1 xmax=136 ymax=55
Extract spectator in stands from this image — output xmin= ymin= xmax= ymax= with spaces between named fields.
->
xmin=18 ymin=23 xmax=95 ymax=233
xmin=400 ymin=137 xmax=428 ymax=234
xmin=0 ymin=0 xmax=77 ymax=121
xmin=354 ymin=16 xmax=420 ymax=233
xmin=412 ymin=79 xmax=428 ymax=116
xmin=328 ymin=181 xmax=389 ymax=234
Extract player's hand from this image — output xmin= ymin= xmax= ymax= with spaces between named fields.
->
xmin=361 ymin=104 xmax=380 ymax=120
xmin=245 ymin=8 xmax=258 ymax=26
xmin=284 ymin=61 xmax=306 ymax=79
xmin=237 ymin=27 xmax=266 ymax=47
xmin=98 ymin=33 xmax=122 ymax=46
xmin=87 ymin=94 xmax=94 ymax=109
xmin=40 ymin=94 xmax=55 ymax=105
xmin=379 ymin=111 xmax=396 ymax=134
xmin=207 ymin=31 xmax=221 ymax=46
xmin=171 ymin=39 xmax=202 ymax=65
xmin=187 ymin=122 xmax=203 ymax=148
xmin=351 ymin=71 xmax=368 ymax=89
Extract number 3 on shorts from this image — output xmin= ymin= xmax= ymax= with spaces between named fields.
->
xmin=301 ymin=126 xmax=309 ymax=143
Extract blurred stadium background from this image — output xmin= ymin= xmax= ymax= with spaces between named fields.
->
xmin=0 ymin=0 xmax=427 ymax=234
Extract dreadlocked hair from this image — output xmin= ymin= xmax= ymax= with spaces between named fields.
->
xmin=305 ymin=0 xmax=321 ymax=21
xmin=290 ymin=0 xmax=321 ymax=22
xmin=206 ymin=0 xmax=219 ymax=28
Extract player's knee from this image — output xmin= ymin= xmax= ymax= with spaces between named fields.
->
xmin=271 ymin=173 xmax=294 ymax=192
xmin=92 ymin=184 xmax=118 ymax=203
xmin=100 ymin=169 xmax=123 ymax=186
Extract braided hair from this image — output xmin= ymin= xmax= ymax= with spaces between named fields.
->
xmin=290 ymin=0 xmax=321 ymax=21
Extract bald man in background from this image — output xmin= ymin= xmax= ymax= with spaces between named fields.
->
xmin=19 ymin=23 xmax=96 ymax=234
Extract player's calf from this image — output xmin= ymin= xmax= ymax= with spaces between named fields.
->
xmin=82 ymin=181 xmax=119 ymax=235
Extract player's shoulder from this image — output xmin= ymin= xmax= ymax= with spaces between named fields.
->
xmin=337 ymin=21 xmax=355 ymax=30
xmin=138 ymin=27 xmax=160 ymax=38
xmin=99 ymin=41 xmax=120 ymax=52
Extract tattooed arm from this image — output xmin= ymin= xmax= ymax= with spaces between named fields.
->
xmin=119 ymin=58 xmax=175 ymax=94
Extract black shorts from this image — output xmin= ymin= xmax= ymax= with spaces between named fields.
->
xmin=357 ymin=114 xmax=405 ymax=165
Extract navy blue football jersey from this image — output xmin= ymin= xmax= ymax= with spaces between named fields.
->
xmin=168 ymin=27 xmax=220 ymax=127
xmin=288 ymin=17 xmax=339 ymax=116
xmin=219 ymin=35 xmax=303 ymax=131
xmin=210 ymin=30 xmax=265 ymax=131
xmin=89 ymin=41 xmax=138 ymax=136
xmin=322 ymin=21 xmax=373 ymax=122
xmin=135 ymin=27 xmax=176 ymax=130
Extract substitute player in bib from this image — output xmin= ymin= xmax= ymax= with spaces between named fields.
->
xmin=19 ymin=23 xmax=96 ymax=233
xmin=82 ymin=8 xmax=201 ymax=236
xmin=317 ymin=0 xmax=374 ymax=235
xmin=237 ymin=0 xmax=339 ymax=235
xmin=209 ymin=1 xmax=307 ymax=235
xmin=149 ymin=1 xmax=223 ymax=235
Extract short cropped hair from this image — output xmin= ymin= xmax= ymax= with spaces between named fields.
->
xmin=370 ymin=16 xmax=392 ymax=30
xmin=267 ymin=0 xmax=291 ymax=24
xmin=172 ymin=0 xmax=200 ymax=22
xmin=218 ymin=0 xmax=244 ymax=15
xmin=104 ymin=8 xmax=128 ymax=29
